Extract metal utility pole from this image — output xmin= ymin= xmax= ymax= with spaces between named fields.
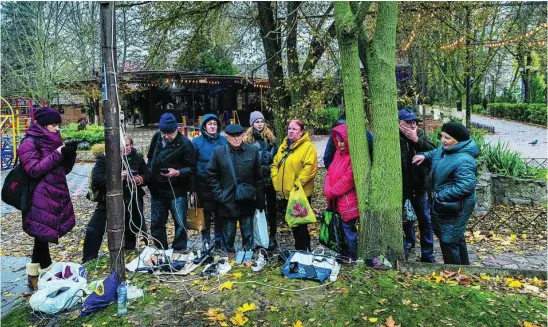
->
xmin=100 ymin=1 xmax=125 ymax=281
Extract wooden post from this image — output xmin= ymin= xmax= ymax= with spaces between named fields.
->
xmin=100 ymin=1 xmax=125 ymax=281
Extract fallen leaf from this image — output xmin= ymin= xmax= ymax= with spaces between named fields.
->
xmin=384 ymin=316 xmax=401 ymax=327
xmin=233 ymin=272 xmax=243 ymax=279
xmin=237 ymin=302 xmax=256 ymax=313
xmin=293 ymin=320 xmax=304 ymax=327
xmin=230 ymin=312 xmax=249 ymax=326
xmin=219 ymin=282 xmax=233 ymax=291
xmin=402 ymin=299 xmax=411 ymax=305
xmin=369 ymin=317 xmax=378 ymax=322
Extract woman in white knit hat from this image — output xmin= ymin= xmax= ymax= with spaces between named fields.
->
xmin=243 ymin=111 xmax=279 ymax=249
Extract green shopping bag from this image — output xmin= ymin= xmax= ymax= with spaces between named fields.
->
xmin=319 ymin=205 xmax=346 ymax=253
xmin=285 ymin=180 xmax=317 ymax=228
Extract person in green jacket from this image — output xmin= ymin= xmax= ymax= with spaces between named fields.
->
xmin=412 ymin=122 xmax=479 ymax=265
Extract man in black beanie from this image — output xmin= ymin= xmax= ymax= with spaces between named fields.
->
xmin=147 ymin=113 xmax=196 ymax=253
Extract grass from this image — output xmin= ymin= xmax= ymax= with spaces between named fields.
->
xmin=3 ymin=262 xmax=546 ymax=327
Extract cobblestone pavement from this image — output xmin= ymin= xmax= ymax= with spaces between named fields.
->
xmin=406 ymin=235 xmax=546 ymax=271
xmin=472 ymin=114 xmax=547 ymax=159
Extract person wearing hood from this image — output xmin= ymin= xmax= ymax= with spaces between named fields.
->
xmin=18 ymin=107 xmax=76 ymax=289
xmin=323 ymin=113 xmax=373 ymax=169
xmin=412 ymin=122 xmax=479 ymax=265
xmin=271 ymin=120 xmax=318 ymax=251
xmin=243 ymin=111 xmax=279 ymax=249
xmin=323 ymin=124 xmax=360 ymax=260
xmin=192 ymin=114 xmax=227 ymax=247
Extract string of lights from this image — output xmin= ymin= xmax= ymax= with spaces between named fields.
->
xmin=440 ymin=22 xmax=548 ymax=50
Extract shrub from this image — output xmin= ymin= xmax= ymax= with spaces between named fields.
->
xmin=91 ymin=143 xmax=105 ymax=157
xmin=311 ymin=107 xmax=341 ymax=135
xmin=480 ymin=142 xmax=544 ymax=179
xmin=472 ymin=102 xmax=547 ymax=125
xmin=61 ymin=123 xmax=105 ymax=145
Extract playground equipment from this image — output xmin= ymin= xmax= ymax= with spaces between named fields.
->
xmin=0 ymin=97 xmax=47 ymax=170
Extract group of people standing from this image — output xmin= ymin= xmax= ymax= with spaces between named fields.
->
xmin=20 ymin=106 xmax=478 ymax=289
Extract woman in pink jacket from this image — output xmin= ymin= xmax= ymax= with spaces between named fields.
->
xmin=323 ymin=124 xmax=359 ymax=260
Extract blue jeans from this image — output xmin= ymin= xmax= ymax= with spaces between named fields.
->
xmin=150 ymin=196 xmax=188 ymax=251
xmin=220 ymin=215 xmax=253 ymax=253
xmin=403 ymin=192 xmax=435 ymax=262
xmin=440 ymin=237 xmax=470 ymax=265
xmin=201 ymin=210 xmax=222 ymax=245
xmin=341 ymin=219 xmax=358 ymax=260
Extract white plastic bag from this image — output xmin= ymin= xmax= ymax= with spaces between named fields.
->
xmin=253 ymin=209 xmax=269 ymax=249
xmin=30 ymin=262 xmax=87 ymax=314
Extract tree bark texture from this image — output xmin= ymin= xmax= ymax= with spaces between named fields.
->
xmin=364 ymin=1 xmax=404 ymax=262
xmin=334 ymin=1 xmax=372 ymax=260
xmin=100 ymin=1 xmax=125 ymax=281
xmin=256 ymin=1 xmax=290 ymax=113
xmin=286 ymin=1 xmax=300 ymax=105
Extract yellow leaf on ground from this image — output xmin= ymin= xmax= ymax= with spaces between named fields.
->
xmin=233 ymin=272 xmax=243 ymax=279
xmin=230 ymin=312 xmax=249 ymax=326
xmin=508 ymin=280 xmax=522 ymax=288
xmin=220 ymin=322 xmax=229 ymax=327
xmin=480 ymin=273 xmax=491 ymax=281
xmin=369 ymin=317 xmax=378 ymax=322
xmin=521 ymin=234 xmax=527 ymax=239
xmin=219 ymin=282 xmax=233 ymax=291
xmin=293 ymin=320 xmax=304 ymax=327
xmin=523 ymin=322 xmax=542 ymax=327
xmin=237 ymin=302 xmax=256 ymax=313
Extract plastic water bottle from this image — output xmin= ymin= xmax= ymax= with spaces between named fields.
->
xmin=117 ymin=281 xmax=128 ymax=316
xmin=329 ymin=262 xmax=340 ymax=282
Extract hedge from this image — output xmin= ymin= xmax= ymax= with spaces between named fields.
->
xmin=472 ymin=103 xmax=547 ymax=125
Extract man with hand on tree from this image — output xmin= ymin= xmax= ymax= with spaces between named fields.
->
xmin=398 ymin=108 xmax=436 ymax=263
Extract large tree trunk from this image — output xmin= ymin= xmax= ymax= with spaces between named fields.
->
xmin=256 ymin=1 xmax=290 ymax=125
xmin=334 ymin=1 xmax=372 ymax=259
xmin=286 ymin=1 xmax=300 ymax=106
xmin=364 ymin=1 xmax=404 ymax=263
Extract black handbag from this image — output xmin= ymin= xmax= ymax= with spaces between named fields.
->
xmin=432 ymin=196 xmax=463 ymax=217
xmin=225 ymin=145 xmax=256 ymax=201
xmin=1 ymin=137 xmax=41 ymax=211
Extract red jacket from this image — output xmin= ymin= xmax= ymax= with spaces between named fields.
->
xmin=323 ymin=124 xmax=359 ymax=222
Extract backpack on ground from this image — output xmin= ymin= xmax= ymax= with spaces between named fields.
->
xmin=1 ymin=137 xmax=41 ymax=211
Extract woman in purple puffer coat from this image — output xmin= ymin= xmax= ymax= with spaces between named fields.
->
xmin=18 ymin=107 xmax=76 ymax=289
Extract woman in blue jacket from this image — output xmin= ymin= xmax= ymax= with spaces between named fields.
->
xmin=192 ymin=114 xmax=227 ymax=247
xmin=412 ymin=122 xmax=479 ymax=265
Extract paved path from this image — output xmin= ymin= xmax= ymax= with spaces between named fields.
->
xmin=472 ymin=114 xmax=547 ymax=158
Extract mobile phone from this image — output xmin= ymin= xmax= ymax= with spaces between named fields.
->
xmin=160 ymin=168 xmax=169 ymax=174
xmin=47 ymin=286 xmax=70 ymax=298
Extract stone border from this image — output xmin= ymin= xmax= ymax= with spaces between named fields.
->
xmin=398 ymin=261 xmax=547 ymax=279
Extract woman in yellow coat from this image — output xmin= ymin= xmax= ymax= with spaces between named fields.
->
xmin=271 ymin=120 xmax=318 ymax=250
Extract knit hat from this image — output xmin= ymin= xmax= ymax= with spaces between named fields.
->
xmin=249 ymin=111 xmax=265 ymax=126
xmin=225 ymin=124 xmax=244 ymax=136
xmin=442 ymin=122 xmax=470 ymax=142
xmin=159 ymin=113 xmax=178 ymax=133
xmin=34 ymin=107 xmax=61 ymax=127
xmin=398 ymin=108 xmax=418 ymax=121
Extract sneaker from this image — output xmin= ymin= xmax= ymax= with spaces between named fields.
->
xmin=329 ymin=262 xmax=340 ymax=282
xmin=251 ymin=253 xmax=267 ymax=272
xmin=216 ymin=258 xmax=232 ymax=274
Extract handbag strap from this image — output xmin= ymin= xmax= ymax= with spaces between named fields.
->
xmin=225 ymin=145 xmax=239 ymax=186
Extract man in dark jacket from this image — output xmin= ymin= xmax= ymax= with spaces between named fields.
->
xmin=207 ymin=124 xmax=264 ymax=252
xmin=323 ymin=115 xmax=373 ymax=169
xmin=398 ymin=108 xmax=436 ymax=263
xmin=82 ymin=137 xmax=149 ymax=263
xmin=148 ymin=113 xmax=196 ymax=252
